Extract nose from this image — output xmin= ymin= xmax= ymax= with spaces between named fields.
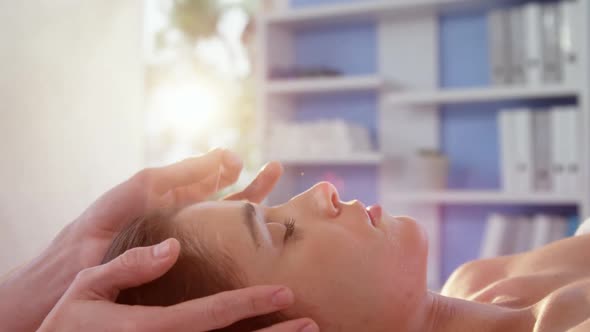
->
xmin=308 ymin=181 xmax=341 ymax=218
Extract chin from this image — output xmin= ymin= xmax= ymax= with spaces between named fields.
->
xmin=383 ymin=215 xmax=429 ymax=285
xmin=384 ymin=215 xmax=428 ymax=248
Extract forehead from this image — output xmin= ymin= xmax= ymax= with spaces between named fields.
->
xmin=175 ymin=200 xmax=246 ymax=236
xmin=174 ymin=201 xmax=260 ymax=257
xmin=180 ymin=200 xmax=246 ymax=218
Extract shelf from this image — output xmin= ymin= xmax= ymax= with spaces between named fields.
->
xmin=273 ymin=153 xmax=383 ymax=166
xmin=264 ymin=0 xmax=494 ymax=27
xmin=385 ymin=85 xmax=579 ymax=106
xmin=265 ymin=76 xmax=384 ymax=95
xmin=386 ymin=191 xmax=581 ymax=205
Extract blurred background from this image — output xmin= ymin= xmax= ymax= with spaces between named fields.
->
xmin=0 ymin=0 xmax=588 ymax=290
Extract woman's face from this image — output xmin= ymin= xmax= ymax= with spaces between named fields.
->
xmin=175 ymin=182 xmax=429 ymax=331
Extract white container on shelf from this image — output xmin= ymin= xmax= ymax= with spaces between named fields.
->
xmin=262 ymin=0 xmax=290 ymax=13
xmin=406 ymin=150 xmax=449 ymax=190
xmin=268 ymin=120 xmax=374 ymax=160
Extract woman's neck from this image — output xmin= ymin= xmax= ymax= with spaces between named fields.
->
xmin=408 ymin=291 xmax=535 ymax=332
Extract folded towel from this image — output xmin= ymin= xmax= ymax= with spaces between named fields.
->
xmin=575 ymin=218 xmax=590 ymax=236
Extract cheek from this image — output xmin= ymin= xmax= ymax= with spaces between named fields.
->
xmin=273 ymin=236 xmax=396 ymax=326
xmin=278 ymin=229 xmax=427 ymax=328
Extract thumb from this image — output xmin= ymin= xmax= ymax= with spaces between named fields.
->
xmin=73 ymin=238 xmax=180 ymax=301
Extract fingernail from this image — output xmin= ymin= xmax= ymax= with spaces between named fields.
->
xmin=153 ymin=240 xmax=171 ymax=258
xmin=223 ymin=150 xmax=243 ymax=169
xmin=299 ymin=322 xmax=319 ymax=332
xmin=271 ymin=288 xmax=294 ymax=307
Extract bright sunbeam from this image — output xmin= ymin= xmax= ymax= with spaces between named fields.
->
xmin=143 ymin=0 xmax=251 ymax=167
xmin=147 ymin=80 xmax=223 ymax=142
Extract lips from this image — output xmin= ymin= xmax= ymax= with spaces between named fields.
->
xmin=366 ymin=204 xmax=382 ymax=227
xmin=349 ymin=199 xmax=382 ymax=228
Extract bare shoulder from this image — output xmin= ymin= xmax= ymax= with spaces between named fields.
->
xmin=533 ymin=279 xmax=590 ymax=332
xmin=567 ymin=318 xmax=590 ymax=332
xmin=441 ymin=255 xmax=511 ymax=299
xmin=442 ymin=234 xmax=590 ymax=299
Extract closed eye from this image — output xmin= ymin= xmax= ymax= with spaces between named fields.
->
xmin=283 ymin=218 xmax=296 ymax=242
xmin=265 ymin=217 xmax=297 ymax=244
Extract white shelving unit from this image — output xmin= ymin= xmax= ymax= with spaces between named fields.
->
xmin=386 ymin=85 xmax=579 ymax=106
xmin=266 ymin=75 xmax=385 ymax=95
xmin=387 ymin=191 xmax=581 ymax=205
xmin=257 ymin=0 xmax=590 ymax=290
xmin=275 ymin=153 xmax=383 ymax=166
xmin=265 ymin=0 xmax=494 ymax=26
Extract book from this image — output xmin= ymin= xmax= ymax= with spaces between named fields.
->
xmin=559 ymin=0 xmax=581 ymax=87
xmin=563 ymin=107 xmax=580 ymax=194
xmin=532 ymin=110 xmax=552 ymax=192
xmin=508 ymin=6 xmax=526 ymax=85
xmin=550 ymin=108 xmax=567 ymax=194
xmin=513 ymin=216 xmax=533 ymax=253
xmin=523 ymin=2 xmax=543 ymax=86
xmin=480 ymin=214 xmax=516 ymax=258
xmin=499 ymin=110 xmax=516 ymax=192
xmin=489 ymin=9 xmax=512 ymax=85
xmin=541 ymin=2 xmax=563 ymax=84
xmin=512 ymin=109 xmax=534 ymax=193
xmin=567 ymin=215 xmax=580 ymax=237
xmin=550 ymin=216 xmax=569 ymax=242
xmin=530 ymin=214 xmax=555 ymax=249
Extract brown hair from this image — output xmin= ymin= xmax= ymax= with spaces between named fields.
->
xmin=102 ymin=209 xmax=286 ymax=331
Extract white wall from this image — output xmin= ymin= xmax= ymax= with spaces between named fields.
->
xmin=0 ymin=1 xmax=145 ymax=273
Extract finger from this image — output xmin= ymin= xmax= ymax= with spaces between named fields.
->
xmin=74 ymin=239 xmax=180 ymax=301
xmin=149 ymin=149 xmax=243 ymax=195
xmin=254 ymin=319 xmax=319 ymax=332
xmin=225 ymin=161 xmax=283 ymax=203
xmin=170 ymin=159 xmax=243 ymax=206
xmin=137 ymin=286 xmax=295 ymax=332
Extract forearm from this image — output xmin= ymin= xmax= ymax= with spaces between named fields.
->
xmin=0 ymin=225 xmax=82 ymax=332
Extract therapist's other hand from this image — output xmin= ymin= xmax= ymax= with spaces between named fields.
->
xmin=39 ymin=239 xmax=318 ymax=332
xmin=71 ymin=148 xmax=283 ymax=271
xmin=0 ymin=149 xmax=284 ymax=332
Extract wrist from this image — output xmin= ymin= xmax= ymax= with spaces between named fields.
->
xmin=0 ymin=223 xmax=81 ymax=332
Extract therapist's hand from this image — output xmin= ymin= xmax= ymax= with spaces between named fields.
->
xmin=0 ymin=149 xmax=284 ymax=332
xmin=39 ymin=239 xmax=318 ymax=332
xmin=71 ymin=148 xmax=282 ymax=277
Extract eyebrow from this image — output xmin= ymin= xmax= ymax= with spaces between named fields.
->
xmin=243 ymin=202 xmax=261 ymax=248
